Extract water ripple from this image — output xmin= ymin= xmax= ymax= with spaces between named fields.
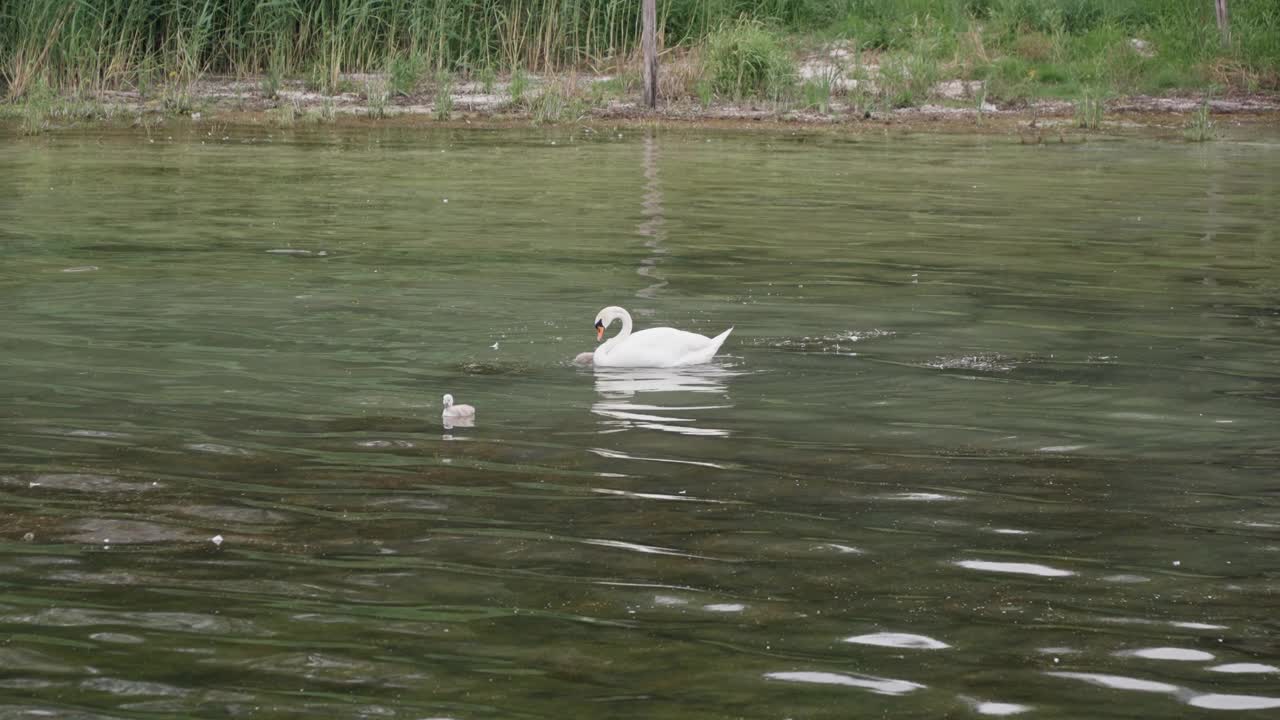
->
xmin=1047 ymin=672 xmax=1180 ymax=694
xmin=1209 ymin=663 xmax=1279 ymax=674
xmin=590 ymin=487 xmax=736 ymax=504
xmin=184 ymin=443 xmax=253 ymax=456
xmin=764 ymin=671 xmax=924 ymax=696
xmin=955 ymin=560 xmax=1075 ymax=577
xmin=581 ymin=538 xmax=720 ymax=561
xmin=964 ymin=698 xmax=1032 ymax=716
xmin=81 ymin=678 xmax=189 ymax=697
xmin=1187 ymin=694 xmax=1280 ymax=710
xmin=1118 ymin=647 xmax=1215 ymax=662
xmin=844 ymin=632 xmax=950 ymax=650
xmin=589 ymin=448 xmax=726 ymax=469
xmin=3 ymin=473 xmax=160 ymax=493
xmin=2 ymin=608 xmax=268 ymax=636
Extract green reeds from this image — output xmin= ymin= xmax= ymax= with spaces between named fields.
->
xmin=508 ymin=66 xmax=527 ymax=107
xmin=705 ymin=19 xmax=795 ymax=101
xmin=529 ymin=80 xmax=588 ymax=124
xmin=800 ymin=61 xmax=841 ymax=114
xmin=389 ymin=51 xmax=426 ymax=96
xmin=1074 ymin=86 xmax=1106 ymax=129
xmin=695 ymin=78 xmax=714 ymax=106
xmin=1 ymin=0 xmax=801 ymax=100
xmin=1185 ymin=93 xmax=1215 ymax=141
xmin=434 ymin=71 xmax=453 ymax=120
xmin=271 ymin=100 xmax=295 ymax=127
xmin=15 ymin=78 xmax=116 ymax=133
xmin=365 ymin=78 xmax=388 ymax=119
xmin=2 ymin=0 xmax=1277 ymax=112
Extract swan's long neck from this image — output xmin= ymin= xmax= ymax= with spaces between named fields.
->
xmin=615 ymin=308 xmax=633 ymax=340
xmin=599 ymin=307 xmax=633 ymax=355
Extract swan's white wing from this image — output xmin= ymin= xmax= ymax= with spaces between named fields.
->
xmin=596 ymin=327 xmax=730 ymax=367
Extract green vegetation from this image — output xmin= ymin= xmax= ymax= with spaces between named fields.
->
xmin=589 ymin=75 xmax=627 ymax=106
xmin=434 ymin=72 xmax=454 ymax=120
xmin=1074 ymin=87 xmax=1106 ymax=128
xmin=262 ymin=58 xmax=283 ymax=100
xmin=801 ymin=75 xmax=835 ymax=113
xmin=1186 ymin=93 xmax=1216 ymax=141
xmin=530 ymin=77 xmax=593 ymax=123
xmin=530 ymin=85 xmax=570 ymax=124
xmin=272 ymin=99 xmax=298 ymax=128
xmin=845 ymin=0 xmax=1278 ymax=104
xmin=695 ymin=77 xmax=715 ymax=106
xmin=11 ymin=73 xmax=128 ymax=135
xmin=319 ymin=97 xmax=337 ymax=123
xmin=0 ymin=0 xmax=826 ymax=100
xmin=365 ymin=79 xmax=388 ymax=119
xmin=301 ymin=103 xmax=332 ymax=125
xmin=1 ymin=0 xmax=1277 ymax=123
xmin=19 ymin=81 xmax=52 ymax=135
xmin=705 ymin=20 xmax=796 ymax=101
xmin=479 ymin=65 xmax=497 ymax=95
xmin=508 ymin=66 xmax=528 ymax=106
xmin=389 ymin=51 xmax=427 ymax=96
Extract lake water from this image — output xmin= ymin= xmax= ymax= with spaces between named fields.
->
xmin=1 ymin=124 xmax=1278 ymax=718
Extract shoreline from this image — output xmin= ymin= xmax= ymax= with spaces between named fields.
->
xmin=5 ymin=73 xmax=1280 ymax=139
xmin=7 ymin=2 xmax=1279 ymax=141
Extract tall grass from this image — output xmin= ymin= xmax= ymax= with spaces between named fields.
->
xmin=0 ymin=0 xmax=843 ymax=100
xmin=801 ymin=74 xmax=836 ymax=113
xmin=705 ymin=20 xmax=795 ymax=101
xmin=365 ymin=78 xmax=389 ymax=118
xmin=1 ymin=0 xmax=1276 ymax=107
xmin=434 ymin=71 xmax=454 ymax=120
xmin=836 ymin=0 xmax=1279 ymax=96
xmin=509 ymin=66 xmax=528 ymax=106
xmin=389 ymin=51 xmax=427 ymax=96
xmin=1074 ymin=86 xmax=1105 ymax=128
xmin=1185 ymin=93 xmax=1215 ymax=141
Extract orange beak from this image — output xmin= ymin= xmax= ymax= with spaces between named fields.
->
xmin=596 ymin=326 xmax=604 ymax=341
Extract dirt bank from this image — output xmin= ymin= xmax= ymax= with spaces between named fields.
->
xmin=11 ymin=70 xmax=1280 ymax=137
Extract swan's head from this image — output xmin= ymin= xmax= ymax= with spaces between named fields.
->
xmin=593 ymin=306 xmax=626 ymax=342
xmin=442 ymin=393 xmax=454 ymax=409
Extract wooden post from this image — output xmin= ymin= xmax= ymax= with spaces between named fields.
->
xmin=642 ymin=0 xmax=657 ymax=109
xmin=1215 ymin=0 xmax=1230 ymax=48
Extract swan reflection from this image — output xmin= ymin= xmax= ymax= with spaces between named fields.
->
xmin=591 ymin=365 xmax=738 ymax=436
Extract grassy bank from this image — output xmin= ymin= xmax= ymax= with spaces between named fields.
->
xmin=2 ymin=0 xmax=1278 ymax=130
xmin=0 ymin=0 xmax=832 ymax=98
xmin=831 ymin=0 xmax=1280 ymax=102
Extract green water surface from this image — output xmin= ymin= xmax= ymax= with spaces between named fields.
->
xmin=1 ymin=125 xmax=1278 ymax=718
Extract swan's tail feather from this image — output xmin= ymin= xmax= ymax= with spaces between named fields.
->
xmin=682 ymin=327 xmax=732 ymax=365
xmin=711 ymin=327 xmax=734 ymax=349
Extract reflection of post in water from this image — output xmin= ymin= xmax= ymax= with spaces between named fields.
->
xmin=1201 ymin=147 xmax=1223 ymax=288
xmin=637 ymin=134 xmax=668 ymax=299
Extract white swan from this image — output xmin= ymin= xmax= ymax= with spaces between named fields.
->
xmin=441 ymin=394 xmax=475 ymax=424
xmin=592 ymin=306 xmax=732 ymax=368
